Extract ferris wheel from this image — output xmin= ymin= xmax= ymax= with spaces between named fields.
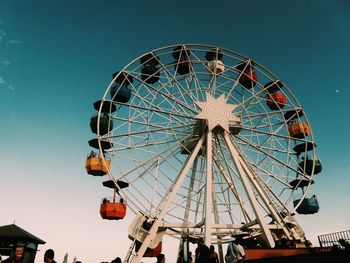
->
xmin=86 ymin=44 xmax=322 ymax=263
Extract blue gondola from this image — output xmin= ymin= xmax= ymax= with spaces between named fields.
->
xmin=294 ymin=195 xmax=320 ymax=214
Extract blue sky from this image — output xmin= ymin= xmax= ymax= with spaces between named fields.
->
xmin=1 ymin=0 xmax=349 ymax=262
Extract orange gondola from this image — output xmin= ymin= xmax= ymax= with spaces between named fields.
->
xmin=100 ymin=201 xmax=126 ymax=220
xmin=284 ymin=110 xmax=310 ymax=139
xmin=288 ymin=122 xmax=310 ymax=139
xmin=85 ymin=152 xmax=110 ymax=176
xmin=100 ymin=179 xmax=128 ymax=220
xmin=266 ymin=92 xmax=287 ymax=110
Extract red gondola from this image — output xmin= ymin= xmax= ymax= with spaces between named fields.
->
xmin=100 ymin=201 xmax=126 ymax=220
xmin=266 ymin=92 xmax=287 ymax=110
xmin=135 ymin=240 xmax=162 ymax=258
xmin=236 ymin=61 xmax=257 ymax=89
xmin=100 ymin=179 xmax=128 ymax=220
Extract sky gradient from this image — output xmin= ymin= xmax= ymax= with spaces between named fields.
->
xmin=1 ymin=1 xmax=349 ymax=262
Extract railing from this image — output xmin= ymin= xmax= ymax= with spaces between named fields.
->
xmin=318 ymin=230 xmax=350 ymax=248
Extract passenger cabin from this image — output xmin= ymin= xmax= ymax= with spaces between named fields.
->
xmin=90 ymin=114 xmax=113 ymax=135
xmin=293 ymin=142 xmax=322 ymax=175
xmin=284 ymin=109 xmax=310 ymax=139
xmin=265 ymin=81 xmax=286 ymax=110
xmin=88 ymin=138 xmax=113 ymax=151
xmin=298 ymin=156 xmax=322 ymax=175
xmin=288 ymin=122 xmax=310 ymax=139
xmin=85 ymin=152 xmax=111 ymax=176
xmin=100 ymin=179 xmax=128 ymax=220
xmin=93 ymin=100 xmax=116 ymax=113
xmin=293 ymin=142 xmax=315 ymax=155
xmin=293 ymin=195 xmax=320 ymax=214
xmin=172 ymin=45 xmax=191 ymax=75
xmin=290 ymin=179 xmax=319 ymax=215
xmin=205 ymin=48 xmax=225 ymax=75
xmin=289 ymin=178 xmax=314 ymax=189
xmin=110 ymin=71 xmax=134 ymax=103
xmin=235 ymin=61 xmax=257 ymax=89
xmin=140 ymin=53 xmax=160 ymax=84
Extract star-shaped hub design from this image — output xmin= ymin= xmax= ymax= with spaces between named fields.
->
xmin=195 ymin=92 xmax=241 ymax=132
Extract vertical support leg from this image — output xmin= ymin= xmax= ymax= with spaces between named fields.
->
xmin=205 ymin=131 xmax=213 ymax=246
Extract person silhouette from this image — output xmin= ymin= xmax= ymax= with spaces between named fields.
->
xmin=44 ymin=249 xmax=57 ymax=263
xmin=195 ymin=238 xmax=210 ymax=263
xmin=156 ymin=253 xmax=165 ymax=263
xmin=339 ymin=239 xmax=350 ymax=251
xmin=226 ymin=238 xmax=246 ymax=263
xmin=111 ymin=257 xmax=122 ymax=263
xmin=209 ymin=245 xmax=219 ymax=263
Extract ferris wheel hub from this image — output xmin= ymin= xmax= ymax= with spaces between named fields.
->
xmin=195 ymin=92 xmax=241 ymax=133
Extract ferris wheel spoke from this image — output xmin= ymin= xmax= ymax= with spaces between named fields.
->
xmin=108 ymin=115 xmax=187 ymax=132
xmin=109 ymin=141 xmax=184 ymax=180
xmin=120 ymin=150 xmax=188 ymax=213
xmin=235 ymin=134 xmax=308 ymax=178
xmin=126 ymin=69 xmax=194 ymax=117
xmin=132 ymin=73 xmax=197 ymax=116
xmin=212 ymin=153 xmax=254 ymax=222
xmin=234 ymin=138 xmax=290 ymax=156
xmin=107 ymin=123 xmax=192 ymax=139
xmin=236 ymin=85 xmax=269 ymax=108
xmin=240 ymin=126 xmax=298 ymax=141
xmin=108 ymin=136 xmax=183 ymax=152
xmin=245 ymin=157 xmax=293 ymax=189
xmin=150 ymin=133 xmax=206 ymax=219
xmin=226 ymin=59 xmax=255 ymax=96
xmin=156 ymin=58 xmax=203 ymax=111
xmin=194 ymin=158 xmax=206 ymax=224
xmin=111 ymin=99 xmax=196 ymax=122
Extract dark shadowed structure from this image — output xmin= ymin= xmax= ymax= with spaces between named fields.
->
xmin=0 ymin=224 xmax=45 ymax=263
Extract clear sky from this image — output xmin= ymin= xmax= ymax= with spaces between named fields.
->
xmin=0 ymin=0 xmax=349 ymax=262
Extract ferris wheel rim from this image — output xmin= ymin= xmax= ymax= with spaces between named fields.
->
xmin=93 ymin=44 xmax=319 ymax=243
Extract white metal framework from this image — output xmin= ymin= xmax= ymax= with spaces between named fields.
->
xmin=96 ymin=44 xmax=320 ymax=263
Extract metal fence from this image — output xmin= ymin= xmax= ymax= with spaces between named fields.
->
xmin=318 ymin=230 xmax=350 ymax=248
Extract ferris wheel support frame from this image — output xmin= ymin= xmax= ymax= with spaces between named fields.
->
xmin=223 ymin=131 xmax=276 ymax=248
xmin=129 ymin=133 xmax=206 ymax=263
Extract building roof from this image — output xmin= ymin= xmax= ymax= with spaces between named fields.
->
xmin=0 ymin=224 xmax=45 ymax=244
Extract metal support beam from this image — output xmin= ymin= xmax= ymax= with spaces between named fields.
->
xmin=223 ymin=132 xmax=275 ymax=248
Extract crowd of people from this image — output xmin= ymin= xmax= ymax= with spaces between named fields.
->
xmin=0 ymin=238 xmax=246 ymax=263
xmin=37 ymin=237 xmax=349 ymax=263
xmin=38 ymin=237 xmax=244 ymax=263
xmin=176 ymin=237 xmax=245 ymax=263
